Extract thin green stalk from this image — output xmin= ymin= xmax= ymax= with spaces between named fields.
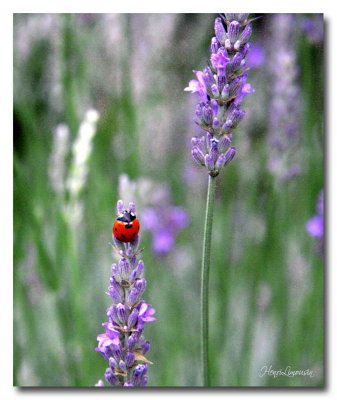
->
xmin=201 ymin=174 xmax=216 ymax=386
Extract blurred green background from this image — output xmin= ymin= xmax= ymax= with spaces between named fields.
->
xmin=13 ymin=13 xmax=324 ymax=386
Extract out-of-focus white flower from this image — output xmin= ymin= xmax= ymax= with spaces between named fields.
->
xmin=63 ymin=109 xmax=99 ymax=226
xmin=66 ymin=109 xmax=100 ymax=198
xmin=48 ymin=123 xmax=70 ymax=195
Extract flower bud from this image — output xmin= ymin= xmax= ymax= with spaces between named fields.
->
xmin=109 ymin=276 xmax=123 ymax=297
xmin=136 ymin=260 xmax=144 ymax=277
xmin=108 ymin=286 xmax=122 ymax=303
xmin=119 ymin=360 xmax=126 ymax=370
xmin=228 ymin=20 xmax=240 ymax=43
xmin=128 ymin=307 xmax=139 ymax=329
xmin=229 ymin=74 xmax=247 ymax=97
xmin=202 ymin=104 xmax=214 ymax=125
xmin=223 ymin=147 xmax=236 ymax=166
xmin=211 ymin=84 xmax=220 ymax=98
xmin=112 ymin=347 xmax=123 ymax=363
xmin=142 ymin=340 xmax=151 ymax=355
xmin=219 ymin=135 xmax=231 ymax=152
xmin=240 ymin=23 xmax=252 ymax=44
xmin=107 ymin=304 xmax=118 ymax=323
xmin=192 ymin=147 xmax=205 ymax=166
xmin=109 ymin=357 xmax=117 ymax=370
xmin=119 ymin=258 xmax=130 ymax=281
xmin=225 ymin=38 xmax=232 ymax=51
xmin=230 ymin=52 xmax=244 ymax=71
xmin=127 ymin=333 xmax=138 ymax=350
xmin=111 ymin=263 xmax=118 ymax=275
xmin=105 ymin=368 xmax=119 ymax=386
xmin=141 ymin=376 xmax=149 ymax=386
xmin=211 ymin=37 xmax=220 ymax=54
xmin=205 ymin=154 xmax=215 ymax=170
xmin=214 ymin=17 xmax=226 ymax=44
xmin=210 ymin=138 xmax=219 ymax=163
xmin=210 ymin=99 xmax=219 ymax=116
xmin=116 ymin=303 xmax=127 ymax=324
xmin=221 ymin=84 xmax=230 ymax=101
xmin=128 ymin=202 xmax=136 ymax=214
xmin=125 ymin=351 xmax=135 ymax=368
xmin=212 ymin=118 xmax=220 ymax=130
xmin=131 ymin=364 xmax=148 ymax=386
xmin=215 ymin=153 xmax=227 ymax=171
xmin=116 ymin=200 xmax=124 ymax=214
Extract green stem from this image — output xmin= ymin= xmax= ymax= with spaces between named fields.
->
xmin=201 ymin=174 xmax=217 ymax=386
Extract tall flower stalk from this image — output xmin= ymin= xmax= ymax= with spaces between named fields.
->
xmin=95 ymin=200 xmax=156 ymax=387
xmin=185 ymin=13 xmax=255 ymax=386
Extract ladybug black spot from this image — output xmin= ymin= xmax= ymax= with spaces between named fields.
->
xmin=133 ymin=233 xmax=136 ymax=236
xmin=114 ymin=228 xmax=117 ymax=231
xmin=121 ymin=234 xmax=125 ymax=238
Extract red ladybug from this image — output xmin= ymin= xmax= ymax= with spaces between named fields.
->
xmin=113 ymin=210 xmax=140 ymax=243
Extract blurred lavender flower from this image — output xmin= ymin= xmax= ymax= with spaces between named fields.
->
xmin=95 ymin=201 xmax=156 ymax=387
xmin=267 ymin=14 xmax=301 ymax=182
xmin=142 ymin=205 xmax=189 ymax=256
xmin=185 ymin=13 xmax=255 ymax=176
xmin=246 ymin=43 xmax=265 ymax=68
xmin=300 ymin=15 xmax=324 ymax=45
xmin=306 ymin=190 xmax=324 ymax=239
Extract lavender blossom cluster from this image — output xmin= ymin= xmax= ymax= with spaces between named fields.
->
xmin=268 ymin=14 xmax=301 ymax=182
xmin=95 ymin=201 xmax=156 ymax=387
xmin=185 ymin=13 xmax=255 ymax=176
xmin=142 ymin=205 xmax=189 ymax=255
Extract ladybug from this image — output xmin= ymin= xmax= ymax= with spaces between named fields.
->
xmin=113 ymin=210 xmax=140 ymax=243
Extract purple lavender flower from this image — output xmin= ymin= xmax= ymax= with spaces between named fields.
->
xmin=142 ymin=205 xmax=189 ymax=256
xmin=185 ymin=13 xmax=255 ymax=176
xmin=95 ymin=200 xmax=156 ymax=387
xmin=267 ymin=14 xmax=301 ymax=182
xmin=95 ymin=323 xmax=121 ymax=359
xmin=191 ymin=132 xmax=236 ymax=177
xmin=300 ymin=15 xmax=324 ymax=45
xmin=246 ymin=43 xmax=265 ymax=68
xmin=307 ymin=190 xmax=324 ymax=239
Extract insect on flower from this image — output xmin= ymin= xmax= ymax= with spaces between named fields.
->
xmin=113 ymin=210 xmax=140 ymax=243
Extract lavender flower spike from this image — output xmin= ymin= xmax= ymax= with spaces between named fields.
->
xmin=95 ymin=201 xmax=156 ymax=387
xmin=185 ymin=14 xmax=255 ymax=177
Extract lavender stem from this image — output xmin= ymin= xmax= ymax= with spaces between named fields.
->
xmin=201 ymin=174 xmax=216 ymax=386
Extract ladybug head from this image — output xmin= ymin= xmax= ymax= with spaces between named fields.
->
xmin=117 ymin=210 xmax=136 ymax=223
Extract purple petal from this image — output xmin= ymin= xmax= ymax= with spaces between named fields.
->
xmin=306 ymin=216 xmax=323 ymax=238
